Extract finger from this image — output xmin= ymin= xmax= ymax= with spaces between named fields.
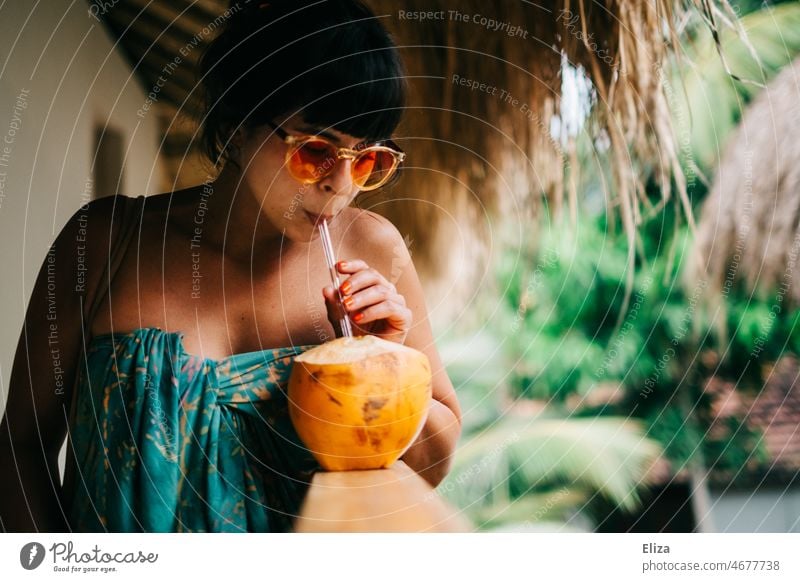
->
xmin=351 ymin=301 xmax=412 ymax=331
xmin=339 ymin=266 xmax=391 ymax=296
xmin=322 ymin=286 xmax=345 ymax=322
xmin=336 ymin=259 xmax=388 ymax=286
xmin=342 ymin=284 xmax=400 ymax=314
xmin=322 ymin=285 xmax=337 ymax=304
xmin=335 ymin=259 xmax=368 ymax=274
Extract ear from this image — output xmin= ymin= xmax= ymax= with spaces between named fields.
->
xmin=230 ymin=127 xmax=246 ymax=149
xmin=224 ymin=126 xmax=247 ymax=165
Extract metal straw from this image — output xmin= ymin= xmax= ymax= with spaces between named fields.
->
xmin=318 ymin=218 xmax=353 ymax=338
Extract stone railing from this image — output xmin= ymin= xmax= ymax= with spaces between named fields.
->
xmin=294 ymin=462 xmax=471 ymax=532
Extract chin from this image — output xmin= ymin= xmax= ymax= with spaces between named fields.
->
xmin=282 ymin=219 xmax=320 ymax=244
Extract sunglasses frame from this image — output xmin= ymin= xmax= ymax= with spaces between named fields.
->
xmin=267 ymin=122 xmax=406 ymax=191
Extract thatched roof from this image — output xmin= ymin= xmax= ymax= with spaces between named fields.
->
xmin=97 ymin=1 xmax=739 ymax=323
xmin=362 ymin=1 xmax=735 ymax=322
xmin=688 ymin=56 xmax=800 ymax=311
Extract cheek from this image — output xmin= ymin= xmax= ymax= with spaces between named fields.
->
xmin=270 ymin=181 xmax=313 ymax=228
xmin=242 ymin=159 xmax=295 ymax=202
xmin=240 ymin=139 xmax=284 ymax=184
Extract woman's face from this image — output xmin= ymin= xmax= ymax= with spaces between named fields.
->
xmin=235 ymin=114 xmax=363 ymax=242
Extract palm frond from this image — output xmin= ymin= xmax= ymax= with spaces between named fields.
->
xmin=471 ymin=489 xmax=588 ymax=531
xmin=440 ymin=416 xmax=662 ymax=521
xmin=673 ymin=2 xmax=800 ymax=171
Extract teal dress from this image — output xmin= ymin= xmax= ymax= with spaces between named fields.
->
xmin=63 ymin=327 xmax=320 ymax=532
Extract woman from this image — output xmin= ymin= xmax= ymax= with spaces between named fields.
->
xmin=0 ymin=0 xmax=461 ymax=532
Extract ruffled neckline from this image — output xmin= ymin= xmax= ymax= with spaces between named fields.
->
xmin=90 ymin=326 xmax=319 ymax=364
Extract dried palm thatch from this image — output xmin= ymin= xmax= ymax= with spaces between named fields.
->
xmin=357 ymin=0 xmax=737 ymax=325
xmin=115 ymin=1 xmax=739 ymax=325
xmin=688 ymin=56 xmax=800 ymax=321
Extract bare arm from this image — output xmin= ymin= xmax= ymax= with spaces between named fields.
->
xmin=0 ymin=196 xmax=115 ymax=531
xmin=388 ymin=234 xmax=461 ymax=487
xmin=335 ymin=211 xmax=462 ymax=487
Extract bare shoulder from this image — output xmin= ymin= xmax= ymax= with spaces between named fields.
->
xmin=71 ymin=194 xmax=139 ymax=253
xmin=57 ymin=194 xmax=120 ymax=269
xmin=62 ymin=194 xmax=159 ymax=307
xmin=68 ymin=193 xmax=144 ymax=237
xmin=340 ymin=207 xmax=412 ymax=277
xmin=76 ymin=190 xmax=181 ymax=241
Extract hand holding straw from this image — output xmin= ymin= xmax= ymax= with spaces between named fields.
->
xmin=318 ymin=219 xmax=353 ymax=338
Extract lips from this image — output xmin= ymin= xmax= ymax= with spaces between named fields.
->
xmin=304 ymin=210 xmax=333 ymax=226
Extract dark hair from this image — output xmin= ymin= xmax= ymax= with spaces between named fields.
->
xmin=199 ymin=0 xmax=407 ymax=166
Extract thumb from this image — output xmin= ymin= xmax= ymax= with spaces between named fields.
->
xmin=322 ymin=286 xmax=344 ymax=337
xmin=322 ymin=285 xmax=338 ymax=305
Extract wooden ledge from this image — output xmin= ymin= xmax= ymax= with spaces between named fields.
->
xmin=294 ymin=461 xmax=471 ymax=532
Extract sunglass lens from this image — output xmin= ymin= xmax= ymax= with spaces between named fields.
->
xmin=354 ymin=149 xmax=397 ymax=189
xmin=290 ymin=139 xmax=337 ymax=181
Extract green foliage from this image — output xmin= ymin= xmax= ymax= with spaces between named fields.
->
xmin=444 ymin=202 xmax=780 ymax=493
xmin=500 ymin=212 xmax=777 ymax=470
xmin=498 ymin=215 xmax=689 ymax=403
xmin=725 ymin=303 xmax=800 ymax=380
xmin=441 ymin=193 xmax=788 ymax=528
xmin=673 ymin=2 xmax=800 ymax=172
xmin=438 ymin=416 xmax=661 ymax=530
xmin=644 ymin=406 xmax=704 ymax=469
xmin=438 ymin=1 xmax=798 ymax=531
xmin=475 ymin=491 xmax=587 ymax=532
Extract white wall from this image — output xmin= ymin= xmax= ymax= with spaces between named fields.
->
xmin=0 ymin=1 xmax=163 ymax=417
xmin=708 ymin=488 xmax=800 ymax=532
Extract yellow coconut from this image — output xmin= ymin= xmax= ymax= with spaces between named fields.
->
xmin=288 ymin=335 xmax=432 ymax=471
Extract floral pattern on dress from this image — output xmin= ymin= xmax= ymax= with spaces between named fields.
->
xmin=63 ymin=327 xmax=319 ymax=532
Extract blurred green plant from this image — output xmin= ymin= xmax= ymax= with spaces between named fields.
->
xmin=673 ymin=1 xmax=800 ymax=172
xmin=439 ymin=207 xmax=782 ymax=530
xmin=437 ymin=0 xmax=799 ymax=532
xmin=495 ymin=211 xmax=773 ymax=469
xmin=438 ymin=414 xmax=661 ymax=531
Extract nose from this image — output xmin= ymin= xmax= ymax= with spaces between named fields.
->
xmin=318 ymin=157 xmax=356 ymax=196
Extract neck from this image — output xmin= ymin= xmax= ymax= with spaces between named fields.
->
xmin=201 ymin=163 xmax=299 ymax=263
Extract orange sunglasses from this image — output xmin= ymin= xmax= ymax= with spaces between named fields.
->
xmin=268 ymin=122 xmax=405 ymax=191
